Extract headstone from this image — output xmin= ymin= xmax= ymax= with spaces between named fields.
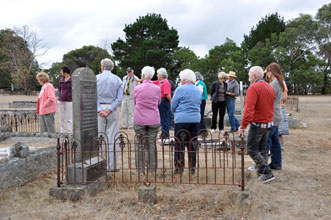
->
xmin=68 ymin=67 xmax=106 ymax=183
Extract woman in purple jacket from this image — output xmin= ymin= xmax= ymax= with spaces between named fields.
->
xmin=58 ymin=66 xmax=72 ymax=133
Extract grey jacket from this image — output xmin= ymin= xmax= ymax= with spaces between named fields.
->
xmin=270 ymin=79 xmax=283 ymax=126
xmin=226 ymin=79 xmax=239 ymax=100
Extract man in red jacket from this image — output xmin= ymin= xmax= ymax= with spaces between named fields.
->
xmin=239 ymin=66 xmax=276 ymax=183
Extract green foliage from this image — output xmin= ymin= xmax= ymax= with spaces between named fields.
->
xmin=62 ymin=45 xmax=111 ymax=75
xmin=111 ymin=13 xmax=179 ymax=78
xmin=169 ymin=47 xmax=198 ymax=80
xmin=0 ymin=29 xmax=13 ymax=89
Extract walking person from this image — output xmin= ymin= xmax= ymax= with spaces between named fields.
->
xmin=226 ymin=71 xmax=240 ymax=132
xmin=239 ymin=66 xmax=275 ymax=183
xmin=122 ymin=67 xmax=139 ymax=129
xmin=97 ymin=58 xmax=123 ymax=171
xmin=36 ymin=72 xmax=58 ymax=133
xmin=133 ymin=66 xmax=161 ymax=174
xmin=58 ymin=66 xmax=72 ymax=134
xmin=194 ymin=71 xmax=208 ymax=133
xmin=210 ymin=72 xmax=228 ymax=134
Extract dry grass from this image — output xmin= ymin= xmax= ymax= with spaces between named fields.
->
xmin=1 ymin=95 xmax=331 ymax=219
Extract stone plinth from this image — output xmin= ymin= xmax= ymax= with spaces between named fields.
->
xmin=231 ymin=189 xmax=251 ymax=209
xmin=138 ymin=185 xmax=157 ymax=205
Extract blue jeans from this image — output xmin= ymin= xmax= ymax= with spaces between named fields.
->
xmin=159 ymin=98 xmax=170 ymax=138
xmin=168 ymin=107 xmax=174 ymax=129
xmin=267 ymin=126 xmax=282 ymax=169
xmin=226 ymin=99 xmax=240 ymax=131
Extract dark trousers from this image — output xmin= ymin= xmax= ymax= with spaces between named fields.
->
xmin=159 ymin=98 xmax=170 ymax=138
xmin=247 ymin=124 xmax=272 ymax=175
xmin=211 ymin=101 xmax=226 ymax=130
xmin=174 ymin=122 xmax=200 ymax=170
xmin=200 ymin=100 xmax=206 ymax=130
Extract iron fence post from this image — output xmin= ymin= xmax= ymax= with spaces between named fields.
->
xmin=56 ymin=138 xmax=61 ymax=187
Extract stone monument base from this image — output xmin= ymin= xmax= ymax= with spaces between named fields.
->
xmin=138 ymin=185 xmax=157 ymax=205
xmin=49 ymin=175 xmax=109 ymax=201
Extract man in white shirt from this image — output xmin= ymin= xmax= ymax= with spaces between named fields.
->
xmin=97 ymin=58 xmax=123 ymax=171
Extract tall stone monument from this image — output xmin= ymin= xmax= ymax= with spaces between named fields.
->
xmin=68 ymin=67 xmax=106 ymax=182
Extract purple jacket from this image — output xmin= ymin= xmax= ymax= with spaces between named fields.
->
xmin=58 ymin=77 xmax=72 ymax=102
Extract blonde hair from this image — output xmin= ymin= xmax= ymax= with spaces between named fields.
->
xmin=36 ymin=72 xmax=49 ymax=83
xmin=217 ymin=72 xmax=228 ymax=80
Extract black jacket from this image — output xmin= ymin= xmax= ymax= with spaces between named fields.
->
xmin=210 ymin=81 xmax=228 ymax=103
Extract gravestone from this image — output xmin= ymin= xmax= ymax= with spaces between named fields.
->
xmin=67 ymin=67 xmax=106 ymax=183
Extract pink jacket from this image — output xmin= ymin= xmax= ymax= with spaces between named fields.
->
xmin=36 ymin=83 xmax=58 ymax=115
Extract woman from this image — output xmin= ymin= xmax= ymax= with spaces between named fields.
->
xmin=171 ymin=69 xmax=201 ymax=175
xmin=58 ymin=66 xmax=72 ymax=133
xmin=265 ymin=63 xmax=285 ymax=170
xmin=226 ymin=71 xmax=240 ymax=132
xmin=279 ymin=81 xmax=289 ymax=150
xmin=133 ymin=66 xmax=161 ymax=174
xmin=194 ymin=72 xmax=208 ymax=133
xmin=36 ymin=72 xmax=58 ymax=133
xmin=210 ymin=72 xmax=228 ymax=133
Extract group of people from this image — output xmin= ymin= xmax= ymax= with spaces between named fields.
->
xmin=35 ymin=58 xmax=288 ymax=180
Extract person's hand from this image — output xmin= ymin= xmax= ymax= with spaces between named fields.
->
xmin=238 ymin=126 xmax=246 ymax=137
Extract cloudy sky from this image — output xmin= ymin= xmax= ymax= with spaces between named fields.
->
xmin=0 ymin=0 xmax=329 ymax=68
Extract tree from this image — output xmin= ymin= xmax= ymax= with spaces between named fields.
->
xmin=0 ymin=29 xmax=13 ymax=89
xmin=169 ymin=47 xmax=198 ymax=80
xmin=0 ymin=26 xmax=45 ymax=94
xmin=62 ymin=45 xmax=112 ymax=75
xmin=111 ymin=13 xmax=179 ymax=77
xmin=45 ymin=61 xmax=64 ymax=88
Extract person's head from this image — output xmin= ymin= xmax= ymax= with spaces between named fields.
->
xmin=141 ymin=66 xmax=155 ymax=80
xmin=194 ymin=72 xmax=204 ymax=81
xmin=266 ymin=62 xmax=285 ymax=91
xmin=60 ymin=66 xmax=70 ymax=77
xmin=127 ymin=67 xmax=134 ymax=77
xmin=100 ymin=58 xmax=114 ymax=71
xmin=227 ymin=71 xmax=236 ymax=82
xmin=218 ymin=72 xmax=228 ymax=83
xmin=157 ymin=67 xmax=168 ymax=80
xmin=248 ymin=66 xmax=264 ymax=84
xmin=36 ymin=72 xmax=49 ymax=86
xmin=179 ymin=69 xmax=196 ymax=85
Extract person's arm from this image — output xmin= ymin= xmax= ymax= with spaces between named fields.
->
xmin=171 ymin=89 xmax=180 ymax=113
xmin=44 ymin=85 xmax=56 ymax=108
xmin=210 ymin=82 xmax=215 ymax=99
xmin=240 ymin=87 xmax=258 ymax=129
xmin=282 ymin=81 xmax=288 ymax=102
xmin=109 ymin=80 xmax=124 ymax=112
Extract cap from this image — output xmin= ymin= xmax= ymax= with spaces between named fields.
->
xmin=127 ymin=67 xmax=133 ymax=72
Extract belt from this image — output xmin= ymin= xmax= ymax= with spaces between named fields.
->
xmin=99 ymin=102 xmax=111 ymax=104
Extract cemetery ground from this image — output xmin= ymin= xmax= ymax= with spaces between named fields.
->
xmin=0 ymin=95 xmax=331 ymax=220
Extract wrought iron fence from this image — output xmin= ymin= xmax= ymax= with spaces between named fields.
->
xmin=56 ymin=130 xmax=246 ymax=191
xmin=0 ymin=111 xmax=39 ymax=132
xmin=286 ymin=96 xmax=300 ymax=112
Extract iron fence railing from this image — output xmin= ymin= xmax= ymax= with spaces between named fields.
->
xmin=0 ymin=111 xmax=39 ymax=132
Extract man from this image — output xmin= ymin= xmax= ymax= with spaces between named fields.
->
xmin=239 ymin=66 xmax=275 ymax=183
xmin=122 ymin=67 xmax=139 ymax=129
xmin=225 ymin=71 xmax=240 ymax=132
xmin=97 ymin=58 xmax=123 ymax=171
xmin=153 ymin=68 xmax=172 ymax=140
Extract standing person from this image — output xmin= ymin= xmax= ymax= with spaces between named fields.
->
xmin=153 ymin=68 xmax=172 ymax=140
xmin=97 ymin=58 xmax=123 ymax=171
xmin=171 ymin=69 xmax=201 ymax=175
xmin=265 ymin=63 xmax=284 ymax=170
xmin=194 ymin=72 xmax=208 ymax=133
xmin=210 ymin=72 xmax=228 ymax=134
xmin=133 ymin=66 xmax=161 ymax=174
xmin=239 ymin=66 xmax=275 ymax=183
xmin=226 ymin=71 xmax=240 ymax=132
xmin=36 ymin=72 xmax=58 ymax=133
xmin=122 ymin=67 xmax=139 ymax=129
xmin=58 ymin=66 xmax=72 ymax=134
xmin=168 ymin=79 xmax=176 ymax=130
xmin=279 ymin=81 xmax=289 ymax=150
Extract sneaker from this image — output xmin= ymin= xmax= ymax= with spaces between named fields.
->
xmin=190 ymin=168 xmax=195 ymax=175
xmin=219 ymin=130 xmax=225 ymax=134
xmin=248 ymin=166 xmax=256 ymax=171
xmin=211 ymin=129 xmax=215 ymax=134
xmin=258 ymin=173 xmax=275 ymax=183
xmin=269 ymin=164 xmax=282 ymax=170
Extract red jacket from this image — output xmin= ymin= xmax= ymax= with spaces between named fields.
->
xmin=241 ymin=81 xmax=275 ymax=129
xmin=36 ymin=83 xmax=58 ymax=115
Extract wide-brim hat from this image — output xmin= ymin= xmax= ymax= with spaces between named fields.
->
xmin=228 ymin=71 xmax=237 ymax=78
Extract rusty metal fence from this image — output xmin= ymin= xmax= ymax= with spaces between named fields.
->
xmin=286 ymin=96 xmax=300 ymax=112
xmin=56 ymin=130 xmax=246 ymax=191
xmin=0 ymin=111 xmax=39 ymax=132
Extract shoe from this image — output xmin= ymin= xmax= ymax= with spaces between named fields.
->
xmin=248 ymin=166 xmax=256 ymax=171
xmin=269 ymin=164 xmax=282 ymax=170
xmin=258 ymin=173 xmax=275 ymax=183
xmin=211 ymin=129 xmax=215 ymax=134
xmin=219 ymin=130 xmax=225 ymax=134
xmin=174 ymin=168 xmax=183 ymax=175
xmin=190 ymin=168 xmax=195 ymax=175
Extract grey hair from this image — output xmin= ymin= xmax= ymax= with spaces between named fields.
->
xmin=100 ymin=58 xmax=114 ymax=71
xmin=141 ymin=66 xmax=155 ymax=79
xmin=249 ymin=66 xmax=264 ymax=79
xmin=179 ymin=69 xmax=196 ymax=83
xmin=217 ymin=72 xmax=228 ymax=80
xmin=157 ymin=67 xmax=168 ymax=78
xmin=195 ymin=72 xmax=204 ymax=81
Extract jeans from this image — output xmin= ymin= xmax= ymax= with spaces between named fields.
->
xmin=211 ymin=101 xmax=226 ymax=130
xmin=247 ymin=124 xmax=272 ymax=175
xmin=159 ymin=98 xmax=170 ymax=138
xmin=200 ymin=100 xmax=206 ymax=131
xmin=168 ymin=107 xmax=174 ymax=129
xmin=226 ymin=99 xmax=240 ymax=131
xmin=267 ymin=126 xmax=282 ymax=169
xmin=134 ymin=123 xmax=160 ymax=173
xmin=174 ymin=122 xmax=200 ymax=170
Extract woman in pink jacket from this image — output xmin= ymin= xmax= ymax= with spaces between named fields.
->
xmin=36 ymin=72 xmax=58 ymax=133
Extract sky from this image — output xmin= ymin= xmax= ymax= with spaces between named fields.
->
xmin=0 ymin=0 xmax=329 ymax=69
